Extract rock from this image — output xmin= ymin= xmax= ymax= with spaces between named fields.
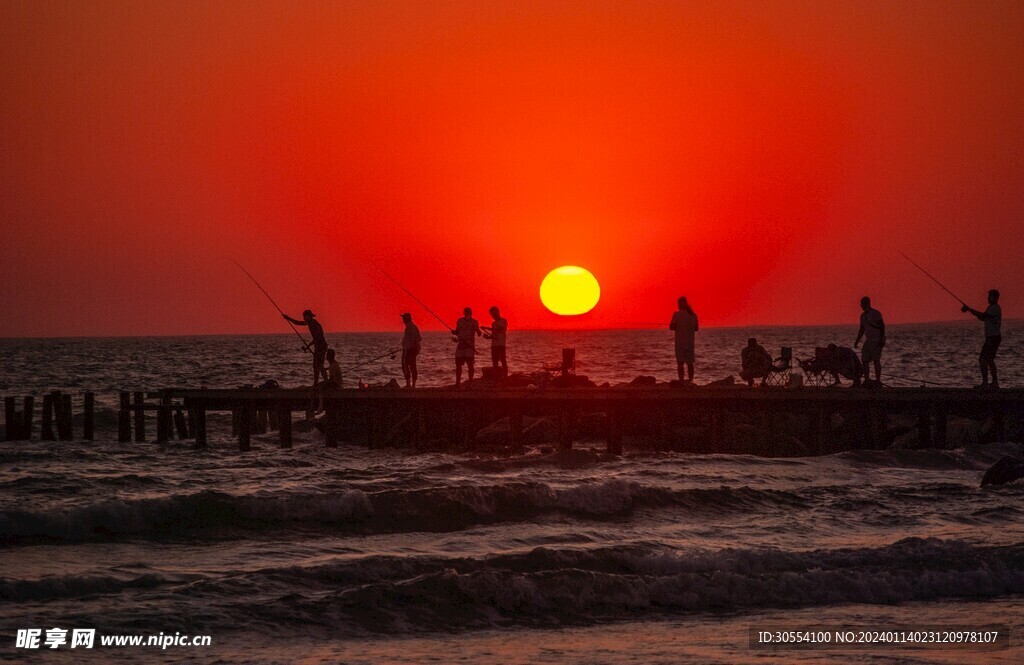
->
xmin=475 ymin=418 xmax=511 ymax=446
xmin=629 ymin=375 xmax=657 ymax=387
xmin=523 ymin=417 xmax=557 ymax=444
xmin=705 ymin=375 xmax=735 ymax=387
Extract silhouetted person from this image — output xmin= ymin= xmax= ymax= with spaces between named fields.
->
xmin=315 ymin=349 xmax=342 ymax=413
xmin=453 ymin=307 xmax=481 ymax=386
xmin=284 ymin=309 xmax=328 ymax=386
xmin=739 ymin=337 xmax=773 ymax=386
xmin=483 ymin=306 xmax=508 ymax=379
xmin=400 ymin=312 xmax=421 ymax=388
xmin=963 ymin=289 xmax=1002 ymax=389
xmin=829 ymin=343 xmax=862 ymax=387
xmin=854 ymin=296 xmax=886 ymax=384
xmin=669 ymin=296 xmax=698 ymax=383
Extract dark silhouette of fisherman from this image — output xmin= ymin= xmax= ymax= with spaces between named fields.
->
xmin=400 ymin=312 xmax=422 ymax=388
xmin=453 ymin=307 xmax=481 ymax=386
xmin=854 ymin=296 xmax=886 ymax=384
xmin=963 ymin=289 xmax=1002 ymax=389
xmin=739 ymin=338 xmax=772 ymax=386
xmin=669 ymin=296 xmax=698 ymax=383
xmin=283 ymin=309 xmax=328 ymax=386
xmin=482 ymin=306 xmax=508 ymax=380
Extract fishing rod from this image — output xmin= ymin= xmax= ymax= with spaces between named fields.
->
xmin=228 ymin=259 xmax=311 ymax=354
xmin=341 ymin=348 xmax=402 ymax=374
xmin=369 ymin=260 xmax=454 ymax=333
xmin=897 ymin=250 xmax=967 ymax=306
xmin=884 ymin=373 xmax=947 ymax=387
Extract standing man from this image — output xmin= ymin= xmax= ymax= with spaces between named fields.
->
xmin=453 ymin=307 xmax=481 ymax=387
xmin=283 ymin=309 xmax=328 ymax=386
xmin=483 ymin=306 xmax=508 ymax=379
xmin=854 ymin=296 xmax=886 ymax=385
xmin=669 ymin=296 xmax=698 ymax=383
xmin=400 ymin=312 xmax=422 ymax=388
xmin=963 ymin=289 xmax=1002 ymax=389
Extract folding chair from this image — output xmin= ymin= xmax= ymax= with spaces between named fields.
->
xmin=543 ymin=348 xmax=576 ymax=378
xmin=800 ymin=347 xmax=839 ymax=387
xmin=762 ymin=347 xmax=792 ymax=386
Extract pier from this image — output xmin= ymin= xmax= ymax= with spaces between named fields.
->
xmin=4 ymin=387 xmax=1021 ymax=455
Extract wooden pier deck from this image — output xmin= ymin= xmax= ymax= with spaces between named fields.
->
xmin=166 ymin=386 xmax=1024 ymax=455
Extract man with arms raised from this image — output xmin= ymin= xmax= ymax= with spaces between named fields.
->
xmin=963 ymin=289 xmax=1002 ymax=389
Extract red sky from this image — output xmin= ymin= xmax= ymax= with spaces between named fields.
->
xmin=1 ymin=1 xmax=1022 ymax=337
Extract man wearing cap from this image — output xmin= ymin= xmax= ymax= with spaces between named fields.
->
xmin=400 ymin=312 xmax=422 ymax=388
xmin=284 ymin=309 xmax=328 ymax=386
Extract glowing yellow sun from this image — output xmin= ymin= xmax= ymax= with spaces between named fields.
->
xmin=540 ymin=266 xmax=601 ymax=316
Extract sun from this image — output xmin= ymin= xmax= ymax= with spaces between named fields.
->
xmin=540 ymin=266 xmax=601 ymax=316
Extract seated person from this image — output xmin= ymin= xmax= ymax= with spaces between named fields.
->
xmin=801 ymin=345 xmax=863 ymax=386
xmin=739 ymin=338 xmax=773 ymax=386
xmin=314 ymin=349 xmax=343 ymax=413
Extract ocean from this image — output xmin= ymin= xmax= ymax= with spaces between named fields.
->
xmin=2 ymin=323 xmax=1023 ymax=663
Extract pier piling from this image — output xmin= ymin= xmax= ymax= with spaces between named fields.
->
xmin=119 ymin=392 xmax=131 ymax=442
xmin=83 ymin=392 xmax=94 ymax=441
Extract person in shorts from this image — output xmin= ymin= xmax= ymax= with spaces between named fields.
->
xmin=963 ymin=289 xmax=1002 ymax=389
xmin=453 ymin=307 xmax=481 ymax=387
xmin=400 ymin=312 xmax=422 ymax=388
xmin=854 ymin=296 xmax=886 ymax=385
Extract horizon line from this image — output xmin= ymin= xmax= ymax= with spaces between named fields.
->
xmin=0 ymin=318 xmax=1011 ymax=341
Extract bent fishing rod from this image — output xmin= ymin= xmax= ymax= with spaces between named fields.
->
xmin=228 ymin=259 xmax=312 ymax=354
xmin=369 ymin=260 xmax=454 ymax=333
xmin=897 ymin=250 xmax=967 ymax=306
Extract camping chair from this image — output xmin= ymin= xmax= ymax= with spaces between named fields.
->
xmin=800 ymin=347 xmax=839 ymax=387
xmin=543 ymin=348 xmax=576 ymax=377
xmin=762 ymin=347 xmax=792 ymax=386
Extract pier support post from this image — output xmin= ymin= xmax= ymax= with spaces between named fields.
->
xmin=40 ymin=394 xmax=55 ymax=441
xmin=21 ymin=396 xmax=34 ymax=440
xmin=157 ymin=393 xmax=172 ymax=443
xmin=133 ymin=391 xmax=146 ymax=443
xmin=118 ymin=392 xmax=131 ymax=442
xmin=192 ymin=408 xmax=207 ymax=448
xmin=268 ymin=408 xmax=279 ymax=432
xmin=255 ymin=409 xmax=268 ymax=435
xmin=57 ymin=393 xmax=73 ymax=441
xmin=3 ymin=397 xmax=14 ymax=441
xmin=278 ymin=405 xmax=292 ymax=448
xmin=83 ymin=392 xmax=94 ymax=441
xmin=238 ymin=406 xmax=251 ymax=452
xmin=173 ymin=410 xmax=189 ymax=439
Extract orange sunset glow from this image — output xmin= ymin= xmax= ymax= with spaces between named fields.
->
xmin=1 ymin=1 xmax=1022 ymax=337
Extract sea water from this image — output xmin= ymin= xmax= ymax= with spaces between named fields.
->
xmin=1 ymin=324 xmax=1022 ymax=663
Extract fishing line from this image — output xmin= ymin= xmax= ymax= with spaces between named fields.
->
xmin=228 ymin=258 xmax=311 ymax=354
xmin=897 ymin=250 xmax=967 ymax=305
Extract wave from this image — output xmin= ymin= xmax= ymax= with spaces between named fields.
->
xmin=0 ymin=481 xmax=807 ymax=544
xmin=8 ymin=539 xmax=1024 ymax=635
